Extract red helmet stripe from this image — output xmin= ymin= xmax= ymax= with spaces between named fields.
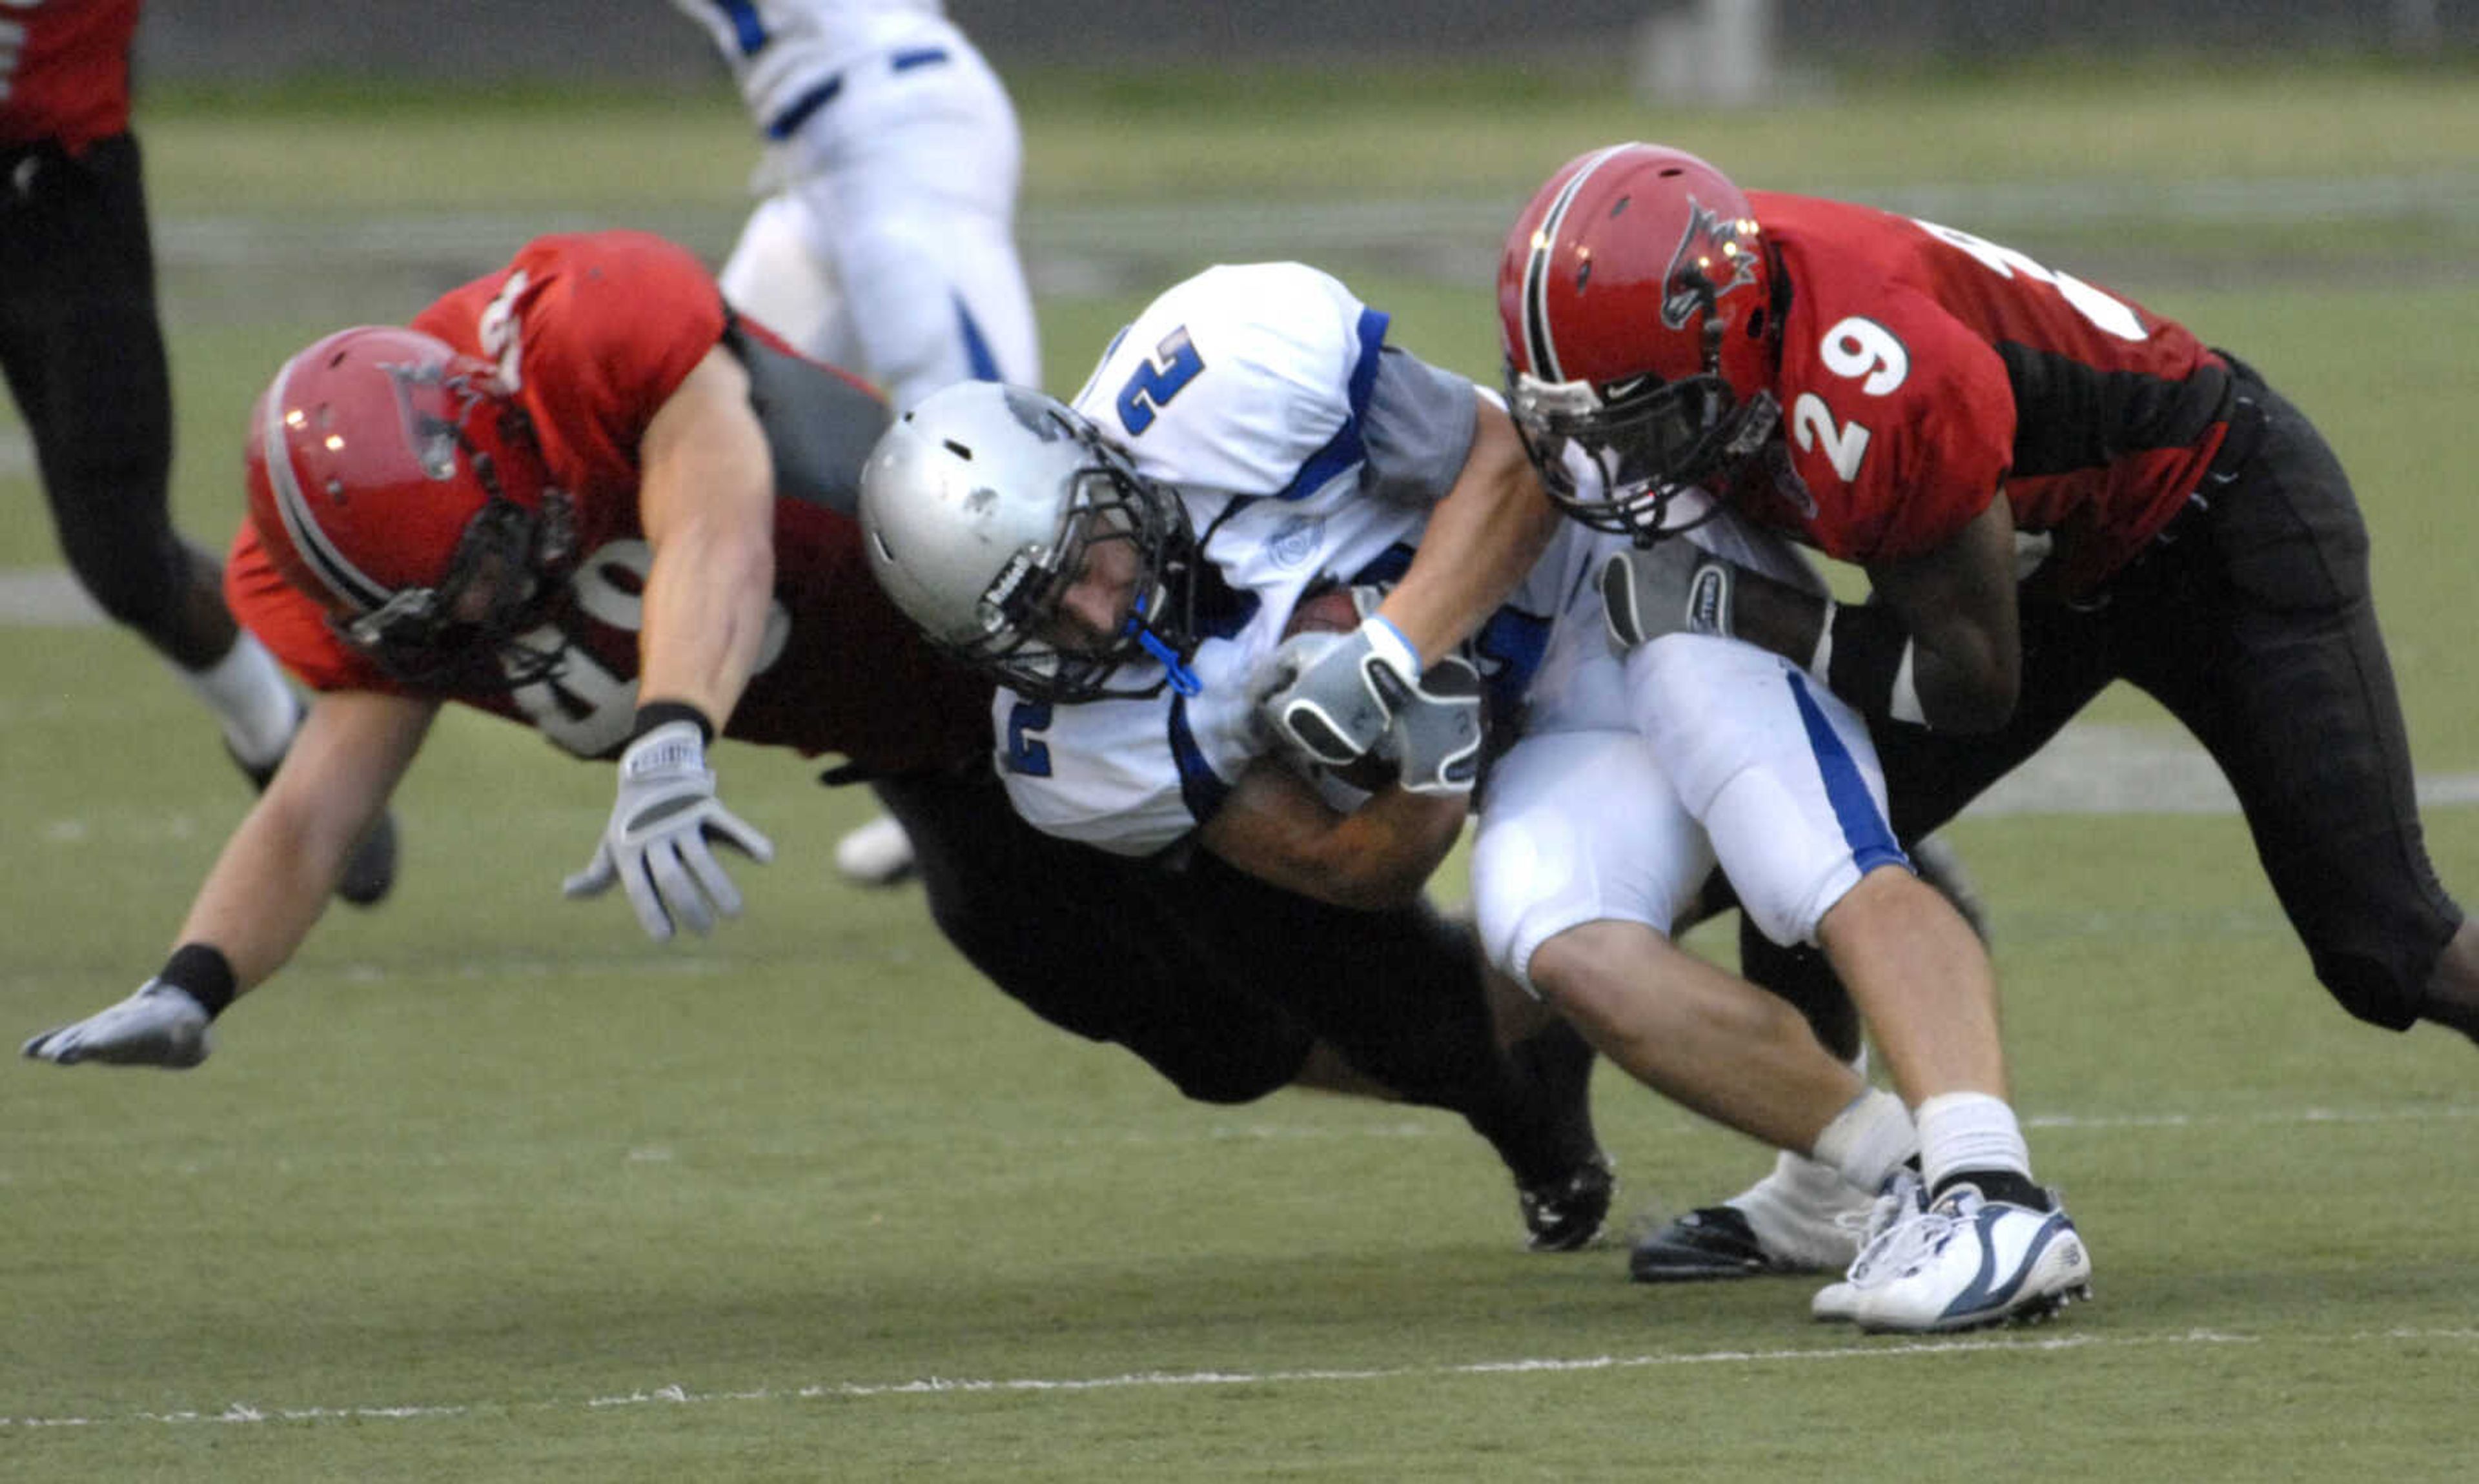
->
xmin=260 ymin=348 xmax=394 ymax=614
xmin=1518 ymin=143 xmax=1637 ymax=385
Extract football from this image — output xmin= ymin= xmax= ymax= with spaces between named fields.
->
xmin=1282 ymin=582 xmax=1364 ymax=640
xmin=1280 ymin=584 xmax=1398 ymax=796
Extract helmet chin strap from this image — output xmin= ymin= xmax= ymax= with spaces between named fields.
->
xmin=1125 ymin=593 xmax=1201 ymax=697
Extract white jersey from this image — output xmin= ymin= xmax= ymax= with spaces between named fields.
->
xmin=994 ymin=263 xmax=1579 ymax=857
xmin=670 ymin=0 xmax=952 ymax=136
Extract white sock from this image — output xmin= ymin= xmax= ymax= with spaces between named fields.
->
xmin=174 ymin=632 xmax=300 ymax=769
xmin=1735 ymin=1146 xmax=1861 ymax=1211
xmin=1811 ymin=1086 xmax=1917 ymax=1192
xmin=1914 ymin=1091 xmax=2032 ymax=1191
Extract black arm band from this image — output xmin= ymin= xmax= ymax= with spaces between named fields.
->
xmin=1821 ymin=602 xmax=1917 ymax=726
xmin=631 ymin=700 xmax=716 ymax=744
xmin=158 ymin=942 xmax=238 ymax=1019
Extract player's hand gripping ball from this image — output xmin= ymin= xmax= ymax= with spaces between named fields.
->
xmin=1274 ymin=583 xmax=1402 ymax=794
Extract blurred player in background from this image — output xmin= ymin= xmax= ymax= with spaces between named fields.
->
xmin=672 ymin=0 xmax=1042 ymax=889
xmin=21 ymin=230 xmax=1605 ymax=1254
xmin=1500 ymin=140 xmax=2479 ymax=1314
xmin=859 ymin=263 xmax=2088 ymax=1329
xmin=0 ymin=0 xmax=394 ymax=902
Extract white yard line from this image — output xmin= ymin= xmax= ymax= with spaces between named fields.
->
xmin=6 ymin=1326 xmax=2474 ymax=1431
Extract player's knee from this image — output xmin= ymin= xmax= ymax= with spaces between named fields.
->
xmin=55 ymin=523 xmax=187 ymax=635
xmin=1526 ymin=922 xmax=1640 ymax=1041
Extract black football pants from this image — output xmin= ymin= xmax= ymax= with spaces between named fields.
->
xmin=0 ymin=131 xmax=227 ymax=667
xmin=1751 ymin=365 xmax=2462 ymax=1032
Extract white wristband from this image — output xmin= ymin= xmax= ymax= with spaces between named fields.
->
xmin=1808 ymin=598 xmax=1837 ymax=682
xmin=1888 ymin=640 xmax=1926 ymax=726
xmin=1360 ymin=613 xmax=1423 ymax=682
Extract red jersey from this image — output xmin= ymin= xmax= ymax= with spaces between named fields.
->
xmin=227 ymin=230 xmax=992 ymax=775
xmin=0 ymin=0 xmax=141 ymax=152
xmin=1729 ymin=192 xmax=2236 ymax=595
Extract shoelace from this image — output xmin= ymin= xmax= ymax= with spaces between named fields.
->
xmin=1835 ymin=1172 xmax=1939 ymax=1289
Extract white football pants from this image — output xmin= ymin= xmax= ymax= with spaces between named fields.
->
xmin=1473 ymin=517 xmax=1904 ymax=993
xmin=720 ymin=24 xmax=1039 ymax=412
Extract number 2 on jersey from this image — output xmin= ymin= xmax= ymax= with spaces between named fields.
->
xmin=1114 ymin=328 xmax=1205 ymax=436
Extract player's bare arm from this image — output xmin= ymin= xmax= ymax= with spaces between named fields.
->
xmin=179 ymin=689 xmax=438 ymax=990
xmin=1370 ymin=394 xmax=1560 ymax=667
xmin=1197 ymin=759 xmax=1468 ymax=912
xmin=23 ymin=689 xmax=436 ymax=1069
xmin=1260 ymin=396 xmax=1557 ymax=774
xmin=565 ymin=344 xmax=779 ymax=942
xmin=633 ymin=345 xmax=778 ymax=727
xmin=1853 ymin=493 xmax=2022 ymax=733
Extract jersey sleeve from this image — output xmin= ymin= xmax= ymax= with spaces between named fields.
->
xmin=412 ymin=232 xmax=725 ymax=494
xmin=1070 ymin=262 xmax=1390 ymax=502
xmin=1358 ymin=347 xmax=1477 ymax=507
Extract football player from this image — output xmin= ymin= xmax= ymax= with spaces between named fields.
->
xmin=19 ymin=230 xmax=1610 ymax=1254
xmin=1500 ymin=142 xmax=2478 ymax=1316
xmin=0 ymin=0 xmax=394 ymax=902
xmin=673 ymin=0 xmax=1043 ymax=889
xmin=858 ymin=262 xmax=2085 ymax=1330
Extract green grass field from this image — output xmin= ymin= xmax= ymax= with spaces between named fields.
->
xmin=4 ymin=60 xmax=2478 ymax=1482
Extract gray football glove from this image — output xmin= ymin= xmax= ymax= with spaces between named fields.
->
xmin=21 ymin=981 xmax=211 ymax=1069
xmin=563 ymin=720 xmax=775 ymax=942
xmin=1382 ymin=652 xmax=1484 ymax=797
xmin=1600 ymin=540 xmax=1738 ymax=653
xmin=1253 ymin=613 xmax=1424 ymax=773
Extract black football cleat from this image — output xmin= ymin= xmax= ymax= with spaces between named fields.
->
xmin=1629 ymin=1205 xmax=1786 ymax=1281
xmin=1504 ymin=1021 xmax=1613 ymax=1251
xmin=1520 ymin=1153 xmax=1617 ymax=1253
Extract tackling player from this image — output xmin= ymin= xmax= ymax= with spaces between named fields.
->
xmin=1500 ymin=141 xmax=2478 ymax=1311
xmin=857 ymin=261 xmax=2088 ymax=1331
xmin=19 ymin=230 xmax=1610 ymax=1254
xmin=0 ymin=0 xmax=394 ymax=902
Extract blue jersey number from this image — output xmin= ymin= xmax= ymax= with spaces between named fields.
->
xmin=1004 ymin=700 xmax=1054 ymax=777
xmin=1114 ymin=328 xmax=1205 ymax=436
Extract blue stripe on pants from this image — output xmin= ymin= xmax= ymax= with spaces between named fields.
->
xmin=1787 ymin=669 xmax=1908 ymax=876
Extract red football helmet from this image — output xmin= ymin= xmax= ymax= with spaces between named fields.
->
xmin=1498 ymin=143 xmax=1782 ymax=540
xmin=244 ymin=326 xmax=577 ymax=689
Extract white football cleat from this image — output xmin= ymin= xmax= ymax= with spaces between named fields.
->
xmin=21 ymin=982 xmax=212 ymax=1069
xmin=833 ymin=813 xmax=918 ymax=888
xmin=1818 ymin=1179 xmax=2092 ymax=1333
xmin=1811 ymin=1166 xmax=1926 ymax=1322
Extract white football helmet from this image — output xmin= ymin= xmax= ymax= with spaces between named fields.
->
xmin=858 ymin=381 xmax=1201 ymax=702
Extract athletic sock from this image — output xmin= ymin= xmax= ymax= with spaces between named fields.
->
xmin=1915 ymin=1090 xmax=2034 ymax=1195
xmin=1811 ymin=1086 xmax=1917 ymax=1192
xmin=176 ymin=632 xmax=299 ymax=770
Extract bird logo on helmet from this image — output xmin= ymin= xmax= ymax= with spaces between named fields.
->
xmin=1660 ymin=196 xmax=1764 ymax=333
xmin=245 ymin=326 xmax=578 ymax=691
xmin=1498 ymin=142 xmax=1782 ymax=543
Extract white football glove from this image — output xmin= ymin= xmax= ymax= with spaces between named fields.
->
xmin=1600 ymin=540 xmax=1739 ymax=654
xmin=564 ymin=720 xmax=775 ymax=942
xmin=1252 ymin=613 xmax=1423 ymax=774
xmin=21 ymin=981 xmax=212 ymax=1069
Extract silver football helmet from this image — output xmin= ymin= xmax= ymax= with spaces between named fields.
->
xmin=859 ymin=381 xmax=1201 ymax=702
